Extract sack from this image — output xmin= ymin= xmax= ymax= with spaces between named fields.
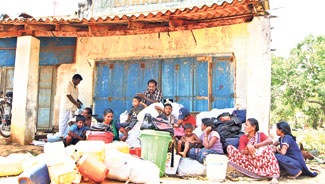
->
xmin=105 ymin=149 xmax=160 ymax=184
xmin=177 ymin=157 xmax=205 ymax=177
xmin=140 ymin=113 xmax=174 ymax=136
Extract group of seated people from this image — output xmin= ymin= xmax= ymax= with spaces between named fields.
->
xmin=61 ymin=77 xmax=318 ymax=183
xmin=62 ymin=100 xmax=318 ymax=184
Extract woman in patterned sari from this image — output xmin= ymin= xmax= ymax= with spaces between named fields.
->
xmin=227 ymin=118 xmax=280 ymax=184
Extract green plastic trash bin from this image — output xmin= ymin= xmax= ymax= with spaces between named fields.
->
xmin=140 ymin=130 xmax=172 ymax=177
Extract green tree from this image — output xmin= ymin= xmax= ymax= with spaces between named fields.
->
xmin=271 ymin=35 xmax=325 ymax=129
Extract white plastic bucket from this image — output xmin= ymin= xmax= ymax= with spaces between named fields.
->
xmin=205 ymin=154 xmax=228 ymax=181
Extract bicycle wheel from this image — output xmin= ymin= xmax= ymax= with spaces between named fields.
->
xmin=0 ymin=118 xmax=10 ymax=138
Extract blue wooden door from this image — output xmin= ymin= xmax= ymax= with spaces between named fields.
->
xmin=36 ymin=37 xmax=75 ymax=130
xmin=94 ymin=60 xmax=159 ymax=118
xmin=211 ymin=56 xmax=235 ymax=108
xmin=162 ymin=56 xmax=234 ymax=112
xmin=193 ymin=59 xmax=209 ymax=111
xmin=95 ymin=56 xmax=234 ymax=117
xmin=37 ymin=66 xmax=56 ymax=130
xmin=0 ymin=37 xmax=75 ymax=130
xmin=1 ymin=67 xmax=14 ymax=93
xmin=161 ymin=57 xmax=209 ymax=112
xmin=161 ymin=57 xmax=195 ymax=110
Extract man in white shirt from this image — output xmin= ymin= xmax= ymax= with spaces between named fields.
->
xmin=58 ymin=74 xmax=83 ymax=137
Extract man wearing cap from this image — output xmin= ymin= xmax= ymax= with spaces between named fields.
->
xmin=174 ymin=107 xmax=196 ymax=129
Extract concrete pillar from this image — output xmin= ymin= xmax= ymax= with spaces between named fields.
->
xmin=11 ymin=36 xmax=40 ymax=145
xmin=246 ymin=16 xmax=271 ymax=134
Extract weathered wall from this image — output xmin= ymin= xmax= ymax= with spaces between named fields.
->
xmin=11 ymin=36 xmax=40 ymax=145
xmin=246 ymin=17 xmax=271 ymax=133
xmin=52 ymin=16 xmax=271 ymax=133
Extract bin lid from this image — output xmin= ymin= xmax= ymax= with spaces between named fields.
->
xmin=140 ymin=130 xmax=172 ymax=138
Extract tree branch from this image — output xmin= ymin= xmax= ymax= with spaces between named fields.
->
xmin=308 ymin=100 xmax=325 ymax=115
xmin=308 ymin=100 xmax=324 ymax=107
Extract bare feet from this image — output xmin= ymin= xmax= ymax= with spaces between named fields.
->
xmin=179 ymin=152 xmax=186 ymax=158
xmin=310 ymin=167 xmax=321 ymax=175
xmin=287 ymin=170 xmax=302 ymax=179
xmin=270 ymin=177 xmax=278 ymax=184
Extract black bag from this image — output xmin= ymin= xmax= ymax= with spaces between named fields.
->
xmin=90 ymin=123 xmax=113 ymax=133
xmin=212 ymin=116 xmax=243 ymax=153
xmin=140 ymin=113 xmax=174 ymax=136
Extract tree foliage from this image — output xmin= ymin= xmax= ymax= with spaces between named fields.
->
xmin=271 ymin=35 xmax=325 ymax=128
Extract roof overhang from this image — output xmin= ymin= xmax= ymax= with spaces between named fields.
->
xmin=0 ymin=0 xmax=269 ymax=38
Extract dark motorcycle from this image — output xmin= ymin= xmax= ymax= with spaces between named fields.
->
xmin=0 ymin=91 xmax=12 ymax=138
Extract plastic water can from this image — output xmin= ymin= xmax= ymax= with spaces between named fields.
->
xmin=18 ymin=163 xmax=50 ymax=184
xmin=43 ymin=142 xmax=66 ymax=166
xmin=105 ymin=141 xmax=129 ymax=154
xmin=75 ymin=140 xmax=105 ymax=162
xmin=48 ymin=163 xmax=76 ymax=184
xmin=0 ymin=153 xmax=33 ymax=177
xmin=77 ymin=155 xmax=108 ymax=183
xmin=129 ymin=147 xmax=141 ymax=157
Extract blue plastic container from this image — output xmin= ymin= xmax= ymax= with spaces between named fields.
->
xmin=18 ymin=163 xmax=50 ymax=184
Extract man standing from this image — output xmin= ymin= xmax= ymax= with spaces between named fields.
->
xmin=58 ymin=74 xmax=83 ymax=137
xmin=136 ymin=79 xmax=162 ymax=106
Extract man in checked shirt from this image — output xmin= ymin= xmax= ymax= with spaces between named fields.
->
xmin=136 ymin=79 xmax=162 ymax=106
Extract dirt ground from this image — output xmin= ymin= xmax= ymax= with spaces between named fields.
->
xmin=0 ymin=137 xmax=324 ymax=184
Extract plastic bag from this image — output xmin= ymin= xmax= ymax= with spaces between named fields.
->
xmin=140 ymin=113 xmax=174 ymax=136
xmin=177 ymin=157 xmax=206 ymax=177
xmin=119 ymin=110 xmax=128 ymax=124
xmin=105 ymin=149 xmax=160 ymax=184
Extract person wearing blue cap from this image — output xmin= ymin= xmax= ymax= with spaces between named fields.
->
xmin=173 ymin=107 xmax=197 ymax=134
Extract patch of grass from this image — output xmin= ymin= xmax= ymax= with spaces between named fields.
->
xmin=293 ymin=129 xmax=325 ymax=154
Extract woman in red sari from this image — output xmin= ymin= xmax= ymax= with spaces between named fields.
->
xmin=227 ymin=118 xmax=280 ymax=184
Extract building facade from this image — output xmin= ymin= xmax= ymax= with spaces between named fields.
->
xmin=0 ymin=0 xmax=271 ymax=145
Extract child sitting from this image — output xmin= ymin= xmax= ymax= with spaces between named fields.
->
xmin=120 ymin=96 xmax=145 ymax=131
xmin=177 ymin=123 xmax=201 ymax=157
xmin=155 ymin=103 xmax=176 ymax=125
xmin=64 ymin=115 xmax=89 ymax=147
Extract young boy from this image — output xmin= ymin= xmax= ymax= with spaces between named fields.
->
xmin=174 ymin=107 xmax=197 ymax=129
xmin=120 ymin=96 xmax=145 ymax=131
xmin=177 ymin=123 xmax=201 ymax=158
xmin=155 ymin=103 xmax=176 ymax=125
xmin=64 ymin=115 xmax=89 ymax=147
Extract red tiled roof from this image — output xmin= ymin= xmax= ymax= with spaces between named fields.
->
xmin=0 ymin=0 xmax=269 ymax=38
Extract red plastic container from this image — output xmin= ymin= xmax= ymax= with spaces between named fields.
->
xmin=129 ymin=147 xmax=141 ymax=157
xmin=87 ymin=131 xmax=113 ymax=144
xmin=77 ymin=155 xmax=108 ymax=183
